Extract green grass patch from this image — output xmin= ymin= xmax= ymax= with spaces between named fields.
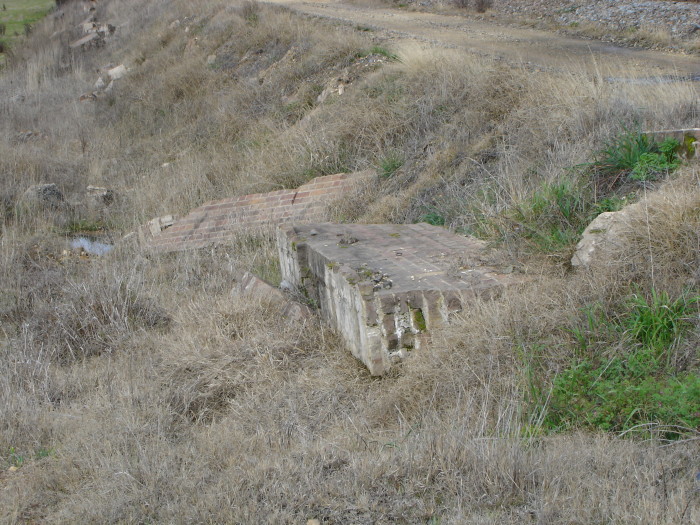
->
xmin=356 ymin=45 xmax=399 ymax=62
xmin=495 ymin=130 xmax=688 ymax=255
xmin=591 ymin=131 xmax=681 ymax=188
xmin=0 ymin=0 xmax=54 ymax=61
xmin=378 ymin=150 xmax=404 ymax=178
xmin=507 ymin=178 xmax=624 ymax=253
xmin=418 ymin=209 xmax=446 ymax=226
xmin=535 ymin=289 xmax=700 ymax=436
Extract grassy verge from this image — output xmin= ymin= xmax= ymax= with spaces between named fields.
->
xmin=0 ymin=0 xmax=54 ymax=63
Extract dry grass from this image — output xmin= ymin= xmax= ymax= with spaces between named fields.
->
xmin=0 ymin=0 xmax=699 ymax=522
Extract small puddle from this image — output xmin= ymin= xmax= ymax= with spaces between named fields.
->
xmin=70 ymin=236 xmax=113 ymax=256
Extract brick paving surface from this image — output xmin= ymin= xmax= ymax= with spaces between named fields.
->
xmin=146 ymin=171 xmax=370 ymax=252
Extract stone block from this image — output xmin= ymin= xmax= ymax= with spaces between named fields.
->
xmin=278 ymin=223 xmax=520 ymax=375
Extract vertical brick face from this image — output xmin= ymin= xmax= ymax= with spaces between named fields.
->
xmin=146 ymin=171 xmax=371 ymax=252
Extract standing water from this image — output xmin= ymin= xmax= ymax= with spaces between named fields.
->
xmin=70 ymin=236 xmax=113 ymax=256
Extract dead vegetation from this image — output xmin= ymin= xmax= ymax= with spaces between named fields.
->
xmin=0 ymin=0 xmax=698 ymax=522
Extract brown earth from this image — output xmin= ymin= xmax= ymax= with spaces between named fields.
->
xmin=268 ymin=0 xmax=700 ymax=77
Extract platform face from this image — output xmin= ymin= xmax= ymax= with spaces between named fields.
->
xmin=278 ymin=223 xmax=517 ymax=375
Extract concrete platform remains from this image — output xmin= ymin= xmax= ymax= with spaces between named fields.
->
xmin=278 ymin=223 xmax=519 ymax=375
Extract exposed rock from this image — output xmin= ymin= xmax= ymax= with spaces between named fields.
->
xmin=19 ymin=184 xmax=67 ymax=211
xmin=107 ymin=64 xmax=127 ymax=81
xmin=207 ymin=54 xmax=216 ymax=65
xmin=148 ymin=215 xmax=176 ymax=236
xmin=79 ymin=92 xmax=98 ymax=102
xmin=14 ymin=130 xmax=45 ymax=143
xmin=94 ymin=76 xmax=106 ymax=90
xmin=86 ymin=186 xmax=115 ymax=207
xmin=69 ymin=32 xmax=104 ymax=50
xmin=571 ymin=202 xmax=642 ymax=268
xmin=237 ymin=271 xmax=312 ymax=323
xmin=82 ymin=21 xmax=97 ymax=34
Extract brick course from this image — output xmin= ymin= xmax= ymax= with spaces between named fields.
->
xmin=146 ymin=171 xmax=370 ymax=252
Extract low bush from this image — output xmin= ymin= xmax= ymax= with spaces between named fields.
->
xmin=378 ymin=150 xmax=404 ymax=178
xmin=592 ymin=131 xmax=681 ymax=190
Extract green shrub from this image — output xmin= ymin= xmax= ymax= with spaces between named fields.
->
xmin=418 ymin=208 xmax=446 ymax=226
xmin=593 ymin=132 xmax=681 ymax=187
xmin=624 ymin=289 xmax=698 ymax=354
xmin=365 ymin=45 xmax=399 ymax=62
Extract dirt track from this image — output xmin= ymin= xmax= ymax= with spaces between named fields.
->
xmin=268 ymin=1 xmax=699 ymax=77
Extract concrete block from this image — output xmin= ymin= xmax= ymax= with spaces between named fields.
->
xmin=278 ymin=223 xmax=520 ymax=375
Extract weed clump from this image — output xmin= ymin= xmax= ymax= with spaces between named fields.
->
xmin=538 ymin=289 xmax=700 ymax=435
xmin=592 ymin=131 xmax=682 ymax=190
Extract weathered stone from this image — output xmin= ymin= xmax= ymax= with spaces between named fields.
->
xmin=14 ymin=130 xmax=44 ymax=143
xmin=69 ymin=32 xmax=103 ymax=49
xmin=147 ymin=215 xmax=175 ymax=236
xmin=278 ymin=223 xmax=521 ymax=375
xmin=82 ymin=21 xmax=97 ymax=34
xmin=107 ymin=64 xmax=127 ymax=81
xmin=571 ymin=202 xmax=642 ymax=268
xmin=97 ymin=24 xmax=116 ymax=37
xmin=79 ymin=92 xmax=97 ymax=102
xmin=86 ymin=186 xmax=115 ymax=207
xmin=19 ymin=184 xmax=66 ymax=211
xmin=94 ymin=76 xmax=106 ymax=90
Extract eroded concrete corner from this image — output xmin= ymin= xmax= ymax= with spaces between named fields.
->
xmin=278 ymin=223 xmax=519 ymax=376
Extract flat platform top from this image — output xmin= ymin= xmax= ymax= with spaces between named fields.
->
xmin=288 ymin=223 xmax=515 ymax=293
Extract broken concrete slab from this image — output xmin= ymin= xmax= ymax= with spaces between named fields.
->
xmin=69 ymin=32 xmax=103 ymax=49
xmin=645 ymin=128 xmax=700 ymax=158
xmin=278 ymin=223 xmax=520 ymax=376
